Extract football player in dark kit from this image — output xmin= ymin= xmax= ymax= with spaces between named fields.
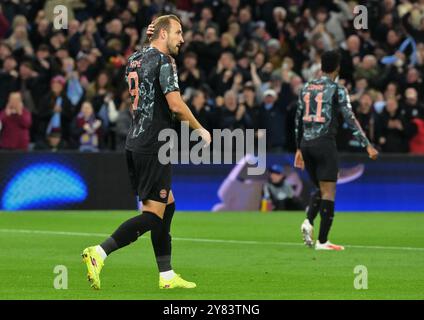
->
xmin=82 ymin=15 xmax=211 ymax=289
xmin=295 ymin=50 xmax=378 ymax=251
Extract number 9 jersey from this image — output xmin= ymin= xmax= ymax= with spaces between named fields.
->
xmin=125 ymin=46 xmax=180 ymax=154
xmin=294 ymin=75 xmax=370 ymax=149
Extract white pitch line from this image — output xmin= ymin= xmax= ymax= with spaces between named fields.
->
xmin=0 ymin=228 xmax=423 ymax=252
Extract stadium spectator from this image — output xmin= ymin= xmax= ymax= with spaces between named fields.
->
xmin=377 ymin=98 xmax=409 ymax=152
xmin=86 ymin=71 xmax=112 ymax=108
xmin=269 ymin=6 xmax=287 ymax=40
xmin=349 ymin=92 xmax=378 ymax=152
xmin=0 ymin=5 xmax=10 ymax=40
xmin=307 ymin=1 xmax=353 ymax=45
xmin=208 ymin=51 xmax=238 ymax=96
xmin=34 ymin=129 xmax=67 ymax=152
xmin=241 ymin=82 xmax=261 ymax=130
xmin=262 ymin=164 xmax=303 ymax=211
xmin=84 ymin=70 xmax=118 ymax=148
xmin=30 ymin=17 xmax=50 ymax=47
xmin=384 ymin=81 xmax=402 ymax=102
xmin=279 ymin=71 xmax=303 ymax=108
xmin=188 ymin=90 xmax=212 ymax=132
xmin=251 ymin=20 xmax=270 ymax=48
xmin=340 ymin=34 xmax=363 ymax=84
xmin=193 ymin=6 xmax=219 ymax=34
xmin=400 ymin=87 xmax=424 ymax=154
xmin=402 ymin=87 xmax=424 ymax=119
xmin=6 ymin=15 xmax=33 ymax=55
xmin=0 ymin=40 xmax=12 ymax=61
xmin=72 ymin=101 xmax=102 ymax=152
xmin=37 ymin=75 xmax=73 ymax=143
xmin=238 ymin=6 xmax=255 ymax=40
xmin=115 ymin=91 xmax=132 ymax=151
xmin=402 ymin=4 xmax=424 ymax=43
xmin=402 ymin=67 xmax=423 ymax=97
xmin=0 ymin=55 xmax=19 ymax=110
xmin=227 ymin=21 xmax=243 ymax=45
xmin=18 ymin=60 xmax=47 ymax=115
xmin=354 ymin=55 xmax=380 ymax=85
xmin=215 ymin=90 xmax=253 ymax=132
xmin=409 ymin=116 xmax=424 ymax=154
xmin=374 ymin=12 xmax=395 ymax=44
xmin=259 ymin=89 xmax=286 ymax=153
xmin=219 ymin=32 xmax=236 ymax=55
xmin=33 ymin=44 xmax=58 ymax=81
xmin=178 ymin=51 xmax=205 ymax=94
xmin=266 ymin=38 xmax=283 ymax=69
xmin=0 ymin=92 xmax=31 ymax=150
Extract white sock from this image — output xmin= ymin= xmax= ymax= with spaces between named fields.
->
xmin=95 ymin=245 xmax=107 ymax=260
xmin=160 ymin=270 xmax=176 ymax=280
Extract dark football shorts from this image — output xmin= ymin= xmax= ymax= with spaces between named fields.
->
xmin=300 ymin=137 xmax=339 ymax=186
xmin=126 ymin=150 xmax=172 ymax=204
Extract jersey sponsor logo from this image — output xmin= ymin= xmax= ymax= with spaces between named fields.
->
xmin=129 ymin=60 xmax=142 ymax=68
xmin=159 ymin=189 xmax=168 ymax=199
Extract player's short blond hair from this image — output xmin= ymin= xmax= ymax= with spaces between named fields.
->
xmin=150 ymin=15 xmax=182 ymax=41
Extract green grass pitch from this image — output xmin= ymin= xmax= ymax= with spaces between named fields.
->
xmin=0 ymin=211 xmax=423 ymax=300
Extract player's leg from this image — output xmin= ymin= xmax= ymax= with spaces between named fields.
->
xmin=100 ymin=199 xmax=165 ymax=256
xmin=304 ymin=163 xmax=321 ymax=226
xmin=151 ymin=190 xmax=196 ymax=289
xmin=314 ymin=142 xmax=344 ymax=251
xmin=317 ymin=180 xmax=336 ymax=245
xmin=306 ymin=189 xmax=321 ymax=226
xmin=300 ymin=145 xmax=319 ymax=247
xmin=149 ymin=160 xmax=174 ymax=277
xmin=151 ymin=191 xmax=175 ymax=277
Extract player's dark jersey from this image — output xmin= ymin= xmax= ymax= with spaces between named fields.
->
xmin=125 ymin=46 xmax=179 ymax=153
xmin=295 ymin=75 xmax=370 ymax=148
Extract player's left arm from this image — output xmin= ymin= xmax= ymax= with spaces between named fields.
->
xmin=337 ymin=85 xmax=378 ymax=159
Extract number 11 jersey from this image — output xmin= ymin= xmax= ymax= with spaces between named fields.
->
xmin=125 ymin=46 xmax=180 ymax=154
xmin=295 ymin=75 xmax=370 ymax=148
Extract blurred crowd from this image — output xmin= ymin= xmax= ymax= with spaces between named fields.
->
xmin=1 ymin=0 xmax=424 ymax=154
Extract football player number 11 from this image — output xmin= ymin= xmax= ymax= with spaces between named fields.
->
xmin=127 ymin=71 xmax=139 ymax=111
xmin=303 ymin=92 xmax=325 ymax=123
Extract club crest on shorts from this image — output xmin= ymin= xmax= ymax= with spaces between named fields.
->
xmin=159 ymin=189 xmax=167 ymax=199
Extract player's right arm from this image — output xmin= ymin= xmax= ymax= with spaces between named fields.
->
xmin=165 ymin=92 xmax=211 ymax=144
xmin=159 ymin=55 xmax=211 ymax=145
xmin=337 ymin=85 xmax=378 ymax=160
xmin=294 ymin=87 xmax=305 ymax=170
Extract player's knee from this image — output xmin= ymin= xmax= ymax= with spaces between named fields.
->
xmin=320 ymin=190 xmax=335 ymax=201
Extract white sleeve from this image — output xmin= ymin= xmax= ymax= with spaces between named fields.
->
xmin=108 ymin=100 xmax=119 ymax=123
